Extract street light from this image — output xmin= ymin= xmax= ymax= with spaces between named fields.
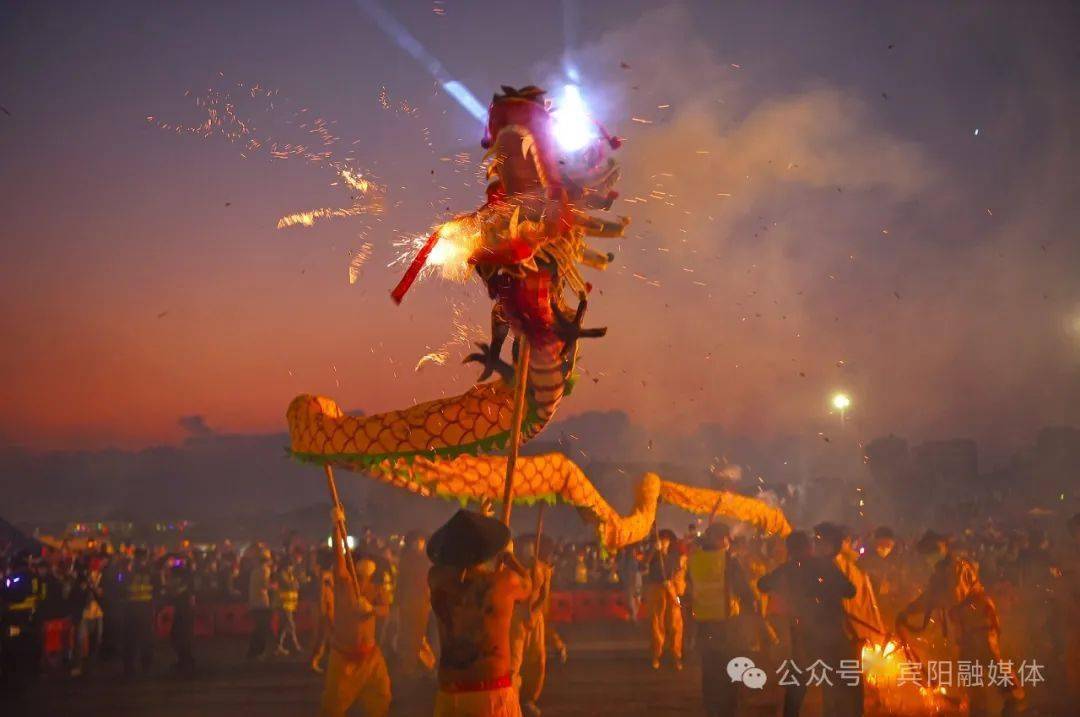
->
xmin=831 ymin=392 xmax=851 ymax=425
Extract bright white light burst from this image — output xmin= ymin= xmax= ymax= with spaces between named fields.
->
xmin=552 ymin=84 xmax=597 ymax=152
xmin=832 ymin=393 xmax=852 ymax=411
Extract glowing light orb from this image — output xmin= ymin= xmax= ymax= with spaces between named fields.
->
xmin=552 ymin=84 xmax=597 ymax=152
xmin=327 ymin=535 xmax=357 ymax=549
xmin=832 ymin=393 xmax=852 ymax=411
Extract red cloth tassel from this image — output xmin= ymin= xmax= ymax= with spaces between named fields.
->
xmin=390 ymin=230 xmax=440 ymax=304
xmin=594 ymin=119 xmax=622 ymax=150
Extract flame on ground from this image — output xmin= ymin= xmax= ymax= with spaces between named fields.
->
xmin=861 ymin=640 xmax=904 ymax=687
xmin=860 ymin=641 xmax=963 ymax=716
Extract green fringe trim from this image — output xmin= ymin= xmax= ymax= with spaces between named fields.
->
xmin=288 ymin=398 xmax=553 ymax=465
xmin=288 ymin=400 xmax=549 ymax=469
xmin=563 ymin=371 xmax=579 ymax=397
xmin=287 ymin=386 xmax=565 ymax=510
xmin=291 ymin=429 xmax=508 ymax=469
xmin=435 ymin=491 xmax=560 ymax=508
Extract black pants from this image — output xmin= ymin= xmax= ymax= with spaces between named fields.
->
xmin=247 ymin=608 xmax=272 ymax=659
xmin=784 ymin=634 xmax=863 ymax=717
xmin=100 ymin=602 xmax=122 ymax=660
xmin=121 ymin=602 xmax=155 ymax=676
xmin=171 ymin=607 xmax=195 ymax=675
xmin=0 ymin=616 xmax=40 ymax=692
xmin=698 ymin=622 xmax=740 ymax=717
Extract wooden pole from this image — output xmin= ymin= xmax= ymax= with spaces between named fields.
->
xmin=501 ymin=337 xmax=532 ymax=525
xmin=532 ymin=503 xmax=546 ymax=568
xmin=500 ymin=338 xmax=532 ymax=525
xmin=706 ymin=493 xmax=726 ymax=527
xmin=324 ymin=463 xmax=361 ymax=596
xmin=651 ymin=521 xmax=667 ymax=579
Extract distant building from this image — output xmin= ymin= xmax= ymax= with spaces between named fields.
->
xmin=914 ymin=439 xmax=978 ymax=487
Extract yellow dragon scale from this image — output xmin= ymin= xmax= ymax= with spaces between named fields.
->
xmin=288 ymin=383 xmax=518 ymax=459
xmin=287 ymin=391 xmax=790 ymax=549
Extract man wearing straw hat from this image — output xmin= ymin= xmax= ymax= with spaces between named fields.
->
xmin=428 ymin=510 xmax=533 ymax=717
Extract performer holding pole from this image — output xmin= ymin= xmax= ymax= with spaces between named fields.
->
xmin=644 ymin=524 xmax=686 ymax=670
xmin=324 ymin=464 xmax=360 ymax=596
xmin=515 ymin=505 xmax=551 ymax=716
xmin=428 ymin=510 xmax=533 ymax=717
xmin=319 ymin=464 xmax=391 ymax=717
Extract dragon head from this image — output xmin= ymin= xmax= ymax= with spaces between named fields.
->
xmin=482 ymin=85 xmax=563 ymax=197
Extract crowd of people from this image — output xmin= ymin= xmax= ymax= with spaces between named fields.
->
xmin=596 ymin=514 xmax=1080 ymax=717
xmin=2 ymin=508 xmax=1078 ymax=716
xmin=0 ymin=525 xmax=420 ymax=677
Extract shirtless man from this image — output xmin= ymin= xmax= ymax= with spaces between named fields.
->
xmin=510 ymin=536 xmax=552 ymax=716
xmin=427 ymin=510 xmax=532 ymax=717
xmin=396 ymin=530 xmax=436 ymax=677
xmin=320 ymin=508 xmax=392 ymax=717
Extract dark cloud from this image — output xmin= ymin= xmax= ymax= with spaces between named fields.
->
xmin=178 ymin=415 xmax=215 ymax=438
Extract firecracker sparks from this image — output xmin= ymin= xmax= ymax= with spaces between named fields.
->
xmin=391 ymin=214 xmax=483 ymax=286
xmin=149 ymin=77 xmax=384 ymax=232
xmin=348 ymin=243 xmax=374 ymax=285
xmin=414 ymin=300 xmax=484 ymax=371
xmin=277 ymin=165 xmax=383 ymax=229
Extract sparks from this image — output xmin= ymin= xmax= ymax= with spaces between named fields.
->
xmin=347 ymin=243 xmax=374 ymax=284
xmin=392 ymin=214 xmax=482 ymax=285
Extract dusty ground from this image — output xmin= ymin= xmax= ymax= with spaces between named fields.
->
xmin=3 ymin=622 xmax=1070 ymax=716
xmin=4 ymin=622 xmax=763 ymax=716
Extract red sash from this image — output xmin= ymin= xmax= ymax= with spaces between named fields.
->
xmin=440 ymin=674 xmax=513 ymax=693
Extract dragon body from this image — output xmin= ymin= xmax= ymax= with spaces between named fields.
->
xmin=288 ymin=87 xmax=790 ymax=549
xmin=288 ymin=393 xmax=790 ymax=550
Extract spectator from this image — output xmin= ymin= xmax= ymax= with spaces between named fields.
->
xmin=246 ymin=548 xmax=273 ymax=660
xmin=275 ymin=562 xmax=302 ymax=656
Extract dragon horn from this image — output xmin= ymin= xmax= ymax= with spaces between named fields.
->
xmin=509 ymin=206 xmax=521 ymax=239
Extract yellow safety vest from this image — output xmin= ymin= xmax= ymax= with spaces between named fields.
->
xmin=574 ymin=562 xmax=588 ymax=584
xmin=127 ymin=572 xmax=154 ymax=602
xmin=688 ymin=550 xmax=739 ymax=622
xmin=5 ymin=576 xmax=41 ymax=613
xmin=278 ymin=588 xmax=299 ymax=612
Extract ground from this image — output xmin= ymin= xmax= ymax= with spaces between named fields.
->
xmin=6 ymin=622 xmax=767 ymax=716
xmin=3 ymin=622 xmax=1070 ymax=716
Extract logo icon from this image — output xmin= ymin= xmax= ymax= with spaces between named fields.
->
xmin=727 ymin=656 xmax=768 ymax=689
xmin=742 ymin=667 xmax=768 ymax=689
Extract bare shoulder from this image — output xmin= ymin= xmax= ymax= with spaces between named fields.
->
xmin=428 ymin=565 xmax=461 ymax=594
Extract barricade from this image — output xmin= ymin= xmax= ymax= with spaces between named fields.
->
xmin=602 ymin=591 xmax=632 ymax=622
xmin=548 ymin=591 xmax=573 ymax=623
xmin=550 ymin=589 xmax=639 ymax=622
xmin=570 ymin=590 xmax=604 ymax=622
xmin=156 ymin=605 xmax=215 ymax=639
xmin=155 ymin=606 xmax=174 ymax=638
xmin=294 ymin=600 xmax=318 ymax=634
xmin=214 ymin=603 xmax=254 ymax=636
xmin=42 ymin=618 xmax=73 ymax=663
xmin=194 ymin=605 xmax=215 ymax=637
